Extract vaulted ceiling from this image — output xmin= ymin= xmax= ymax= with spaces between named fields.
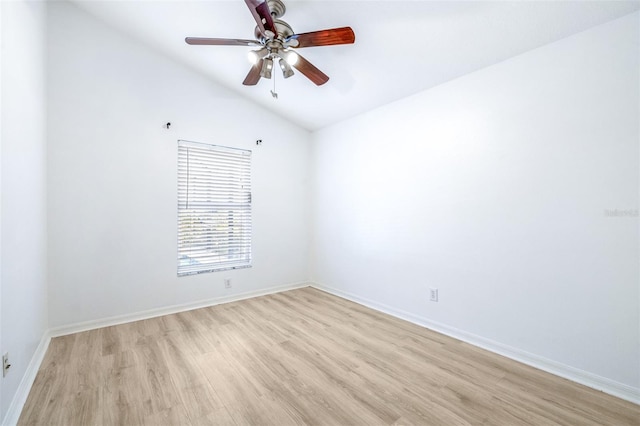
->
xmin=71 ymin=0 xmax=640 ymax=131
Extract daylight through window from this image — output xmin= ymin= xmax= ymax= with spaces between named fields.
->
xmin=177 ymin=140 xmax=252 ymax=276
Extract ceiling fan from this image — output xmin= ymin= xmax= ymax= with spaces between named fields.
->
xmin=185 ymin=0 xmax=355 ymax=87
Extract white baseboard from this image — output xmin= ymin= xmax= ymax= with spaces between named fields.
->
xmin=50 ymin=281 xmax=310 ymax=337
xmin=2 ymin=332 xmax=51 ymax=426
xmin=310 ymin=282 xmax=640 ymax=406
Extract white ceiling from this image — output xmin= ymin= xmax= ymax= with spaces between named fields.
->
xmin=70 ymin=0 xmax=640 ymax=131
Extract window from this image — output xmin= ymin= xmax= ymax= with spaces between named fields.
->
xmin=177 ymin=140 xmax=252 ymax=276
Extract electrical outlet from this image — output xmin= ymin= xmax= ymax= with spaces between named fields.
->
xmin=429 ymin=288 xmax=439 ymax=302
xmin=2 ymin=353 xmax=10 ymax=378
xmin=224 ymin=278 xmax=232 ymax=289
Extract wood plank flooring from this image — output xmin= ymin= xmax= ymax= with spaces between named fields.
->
xmin=19 ymin=287 xmax=640 ymax=425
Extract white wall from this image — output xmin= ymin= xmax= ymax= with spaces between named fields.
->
xmin=0 ymin=0 xmax=4 ymax=416
xmin=47 ymin=2 xmax=310 ymax=328
xmin=311 ymin=11 xmax=639 ymax=392
xmin=0 ymin=0 xmax=49 ymax=421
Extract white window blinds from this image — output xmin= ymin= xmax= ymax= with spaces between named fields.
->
xmin=178 ymin=140 xmax=252 ymax=276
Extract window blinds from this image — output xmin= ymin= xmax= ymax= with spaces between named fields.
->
xmin=178 ymin=140 xmax=252 ymax=276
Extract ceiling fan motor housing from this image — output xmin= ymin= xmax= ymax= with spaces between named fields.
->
xmin=255 ymin=18 xmax=293 ymax=41
xmin=253 ymin=0 xmax=289 ymax=41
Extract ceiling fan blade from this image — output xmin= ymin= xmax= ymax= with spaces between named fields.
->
xmin=286 ymin=27 xmax=355 ymax=48
xmin=244 ymin=0 xmax=277 ymax=38
xmin=290 ymin=53 xmax=329 ymax=86
xmin=185 ymin=37 xmax=258 ymax=46
xmin=243 ymin=60 xmax=263 ymax=86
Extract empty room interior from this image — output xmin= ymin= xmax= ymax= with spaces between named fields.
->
xmin=1 ymin=0 xmax=640 ymax=424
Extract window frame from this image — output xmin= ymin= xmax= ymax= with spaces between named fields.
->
xmin=177 ymin=139 xmax=252 ymax=276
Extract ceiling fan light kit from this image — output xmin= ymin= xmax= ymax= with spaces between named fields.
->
xmin=247 ymin=47 xmax=269 ymax=65
xmin=279 ymin=59 xmax=295 ymax=78
xmin=185 ymin=0 xmax=355 ymax=88
xmin=260 ymin=57 xmax=274 ymax=79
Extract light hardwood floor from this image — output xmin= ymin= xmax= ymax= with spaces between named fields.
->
xmin=19 ymin=287 xmax=640 ymax=425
